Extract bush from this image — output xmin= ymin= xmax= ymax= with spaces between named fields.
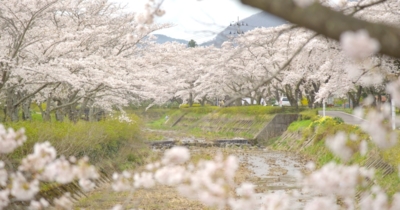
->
xmin=333 ymin=116 xmax=344 ymax=124
xmin=299 ymin=109 xmax=319 ymax=121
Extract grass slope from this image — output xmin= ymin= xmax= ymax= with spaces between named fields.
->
xmin=272 ymin=110 xmax=400 ymax=196
xmin=144 ymin=106 xmax=303 ymax=141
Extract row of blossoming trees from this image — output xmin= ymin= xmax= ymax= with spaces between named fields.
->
xmin=1 ymin=0 xmax=398 ymax=123
xmin=2 ymin=0 xmax=400 ymax=209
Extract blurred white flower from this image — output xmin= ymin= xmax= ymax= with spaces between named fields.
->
xmin=326 ymin=131 xmax=353 ymax=161
xmin=154 ymin=166 xmax=185 ymax=186
xmin=162 ymin=146 xmax=190 ymax=165
xmin=0 ymin=189 xmax=9 ymax=209
xmin=111 ymin=171 xmax=132 ymax=192
xmin=0 ymin=161 xmax=7 ymax=187
xmin=29 ymin=198 xmax=49 ymax=210
xmin=360 ymin=140 xmax=368 ymax=156
xmin=74 ymin=156 xmax=99 ymax=180
xmin=235 ymin=182 xmax=255 ymax=197
xmin=360 ymin=188 xmax=389 ymax=210
xmin=361 ymin=110 xmax=397 ymax=148
xmin=10 ymin=173 xmax=39 ymax=201
xmin=133 ymin=172 xmax=155 ymax=189
xmin=304 ymin=197 xmax=338 ymax=210
xmin=79 ymin=179 xmax=96 ymax=191
xmin=224 ymin=155 xmax=238 ymax=182
xmin=111 ymin=204 xmax=124 ymax=210
xmin=306 ymin=161 xmax=316 ymax=171
xmin=0 ymin=126 xmax=26 ymax=154
xmin=19 ymin=142 xmax=57 ymax=173
xmin=390 ymin=193 xmax=400 ymax=210
xmin=43 ymin=157 xmax=75 ymax=184
xmin=340 ymin=30 xmax=380 ymax=60
xmin=54 ymin=193 xmax=73 ymax=210
xmin=260 ymin=192 xmax=291 ymax=210
xmin=304 ymin=162 xmax=373 ymax=197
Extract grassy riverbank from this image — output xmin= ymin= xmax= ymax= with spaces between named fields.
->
xmin=141 ymin=106 xmax=305 ymax=141
xmin=4 ymin=113 xmax=147 ymax=171
xmin=272 ymin=110 xmax=400 ymax=196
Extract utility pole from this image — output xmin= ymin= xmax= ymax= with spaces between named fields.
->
xmin=228 ymin=16 xmax=249 ymax=35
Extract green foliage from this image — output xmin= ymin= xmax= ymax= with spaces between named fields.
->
xmin=187 ymin=39 xmax=197 ymax=48
xmin=179 ymin=103 xmax=210 ymax=108
xmin=275 ymin=116 xmax=400 ymax=196
xmin=5 ymin=114 xmax=146 ymax=171
xmin=381 ymin=131 xmax=400 ymax=167
xmin=299 ymin=109 xmax=319 ymax=121
xmin=333 ymin=98 xmax=347 ymax=106
xmin=375 ymin=170 xmax=400 ymax=196
xmin=333 ymin=116 xmax=344 ymax=124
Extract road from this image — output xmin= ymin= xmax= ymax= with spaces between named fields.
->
xmin=318 ymin=111 xmax=366 ymax=125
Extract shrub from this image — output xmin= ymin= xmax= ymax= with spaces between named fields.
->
xmin=299 ymin=109 xmax=319 ymax=121
xmin=333 ymin=116 xmax=344 ymax=124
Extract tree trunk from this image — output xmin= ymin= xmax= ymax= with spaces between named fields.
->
xmin=77 ymin=97 xmax=90 ymax=121
xmin=41 ymin=97 xmax=52 ymax=122
xmin=188 ymin=93 xmax=194 ymax=107
xmin=66 ymin=104 xmax=77 ymax=122
xmin=274 ymin=89 xmax=280 ymax=104
xmin=235 ymin=98 xmax=242 ymax=106
xmin=199 ymin=96 xmax=207 ymax=106
xmin=55 ymin=110 xmax=64 ymax=122
xmin=54 ymin=100 xmax=65 ymax=122
xmin=5 ymin=90 xmax=19 ymax=122
xmin=348 ymin=86 xmax=363 ymax=108
xmin=256 ymin=95 xmax=263 ymax=105
xmin=88 ymin=107 xmax=95 ymax=122
xmin=22 ymin=97 xmax=32 ymax=121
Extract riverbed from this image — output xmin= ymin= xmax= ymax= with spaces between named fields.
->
xmin=75 ymin=146 xmax=311 ymax=209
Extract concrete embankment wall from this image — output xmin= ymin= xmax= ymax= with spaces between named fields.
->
xmin=255 ymin=114 xmax=299 ymax=145
xmin=168 ymin=112 xmax=273 ymax=138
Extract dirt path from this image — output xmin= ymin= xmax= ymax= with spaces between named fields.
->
xmin=74 ymin=146 xmax=310 ymax=210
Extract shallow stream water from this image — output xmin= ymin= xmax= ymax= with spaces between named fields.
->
xmin=238 ymin=149 xmax=314 ymax=209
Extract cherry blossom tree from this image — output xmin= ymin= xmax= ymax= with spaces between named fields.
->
xmin=0 ymin=0 xmax=169 ymax=122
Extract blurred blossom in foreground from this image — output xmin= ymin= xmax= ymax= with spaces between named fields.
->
xmin=340 ymin=30 xmax=380 ymax=60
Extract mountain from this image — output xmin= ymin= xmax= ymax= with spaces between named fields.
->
xmin=152 ymin=34 xmax=189 ymax=45
xmin=200 ymin=12 xmax=287 ymax=47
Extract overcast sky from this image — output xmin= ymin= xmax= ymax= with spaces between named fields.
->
xmin=111 ymin=0 xmax=261 ymax=43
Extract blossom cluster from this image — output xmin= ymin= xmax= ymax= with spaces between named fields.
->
xmin=0 ymin=125 xmax=99 ymax=210
xmin=110 ymin=144 xmax=400 ymax=210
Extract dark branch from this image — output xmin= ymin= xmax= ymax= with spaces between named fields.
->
xmin=240 ymin=0 xmax=400 ymax=58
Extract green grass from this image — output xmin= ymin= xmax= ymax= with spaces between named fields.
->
xmin=287 ymin=120 xmax=312 ymax=132
xmin=274 ymin=117 xmax=400 ymax=196
xmin=376 ymin=170 xmax=400 ymax=196
xmin=381 ymin=130 xmax=400 ymax=167
xmin=4 ymin=114 xmax=148 ymax=171
xmin=146 ymin=107 xmax=277 ymax=140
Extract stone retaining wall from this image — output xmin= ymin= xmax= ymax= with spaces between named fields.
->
xmin=255 ymin=114 xmax=299 ymax=145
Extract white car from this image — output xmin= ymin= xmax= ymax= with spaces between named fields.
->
xmin=279 ymin=97 xmax=291 ymax=107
